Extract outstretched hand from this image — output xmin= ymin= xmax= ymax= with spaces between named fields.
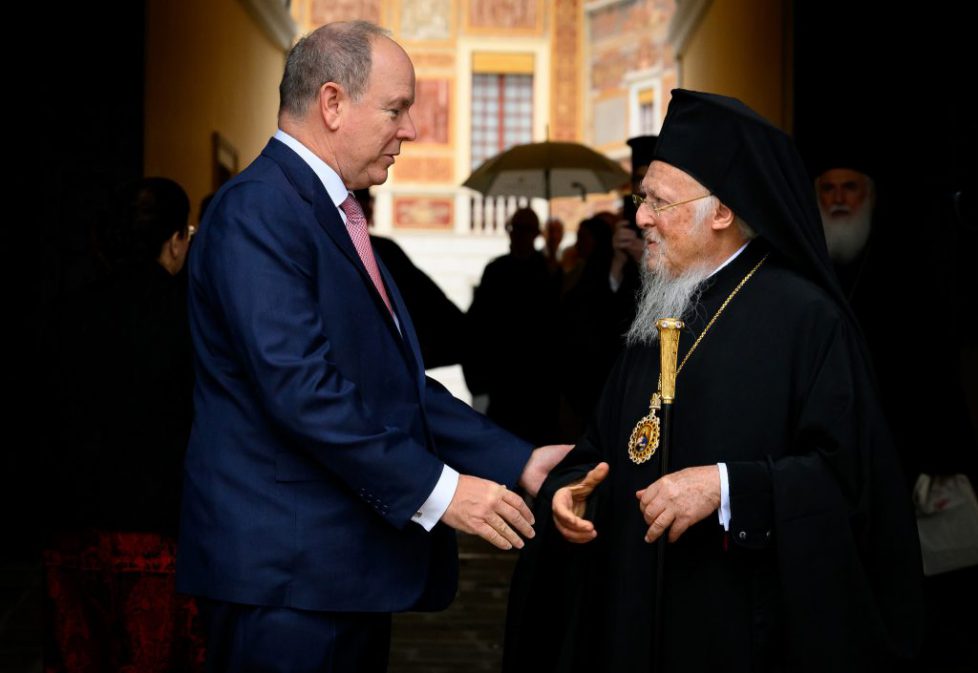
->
xmin=552 ymin=462 xmax=609 ymax=543
xmin=442 ymin=475 xmax=536 ymax=550
xmin=519 ymin=444 xmax=575 ymax=498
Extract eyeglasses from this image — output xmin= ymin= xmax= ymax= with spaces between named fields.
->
xmin=630 ymin=192 xmax=711 ymax=218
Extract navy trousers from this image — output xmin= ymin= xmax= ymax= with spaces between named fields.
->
xmin=201 ymin=600 xmax=392 ymax=673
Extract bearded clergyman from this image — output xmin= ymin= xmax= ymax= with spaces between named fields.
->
xmin=504 ymin=89 xmax=922 ymax=673
xmin=816 ymin=165 xmax=875 ymax=268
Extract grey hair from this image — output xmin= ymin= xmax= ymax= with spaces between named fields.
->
xmin=692 ymin=194 xmax=757 ymax=241
xmin=279 ymin=21 xmax=390 ymax=117
xmin=691 ymin=194 xmax=719 ymax=223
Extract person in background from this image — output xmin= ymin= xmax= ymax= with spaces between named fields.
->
xmin=45 ymin=177 xmax=204 ymax=673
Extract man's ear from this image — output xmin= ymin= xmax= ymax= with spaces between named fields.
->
xmin=319 ymin=82 xmax=344 ymax=131
xmin=158 ymin=229 xmax=190 ymax=275
xmin=711 ymin=200 xmax=735 ymax=231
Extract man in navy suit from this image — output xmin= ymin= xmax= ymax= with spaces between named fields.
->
xmin=177 ymin=21 xmax=569 ymax=672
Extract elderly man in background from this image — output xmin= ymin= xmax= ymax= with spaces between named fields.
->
xmin=814 ymin=147 xmax=978 ymax=670
xmin=816 ymin=163 xmax=875 ymax=266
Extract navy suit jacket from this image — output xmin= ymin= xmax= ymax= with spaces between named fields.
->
xmin=176 ymin=138 xmax=532 ymax=612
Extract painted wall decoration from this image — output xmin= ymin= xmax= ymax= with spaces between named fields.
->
xmin=400 ymin=0 xmax=452 ymax=41
xmin=466 ymin=0 xmax=540 ymax=33
xmin=551 ymin=0 xmax=581 ymax=141
xmin=393 ymin=196 xmax=454 ymax=228
xmin=310 ymin=0 xmax=381 ymax=26
xmin=392 ymin=156 xmax=454 ymax=183
xmin=413 ymin=79 xmax=451 ymax=144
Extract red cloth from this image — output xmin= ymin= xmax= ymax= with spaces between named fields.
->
xmin=43 ymin=530 xmax=206 ymax=673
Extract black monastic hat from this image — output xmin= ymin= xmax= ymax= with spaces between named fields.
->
xmin=653 ymin=89 xmax=845 ymax=312
xmin=654 ymin=90 xmax=923 ymax=662
xmin=626 ymin=135 xmax=658 ymax=176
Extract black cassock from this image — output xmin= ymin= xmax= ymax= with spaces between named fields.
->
xmin=505 ymin=241 xmax=921 ymax=672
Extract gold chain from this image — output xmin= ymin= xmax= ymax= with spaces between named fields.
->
xmin=629 ymin=253 xmax=768 ymax=465
xmin=671 ymin=252 xmax=769 ymax=382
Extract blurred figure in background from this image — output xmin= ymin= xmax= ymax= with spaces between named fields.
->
xmin=542 ymin=217 xmax=565 ymax=275
xmin=813 ymin=148 xmax=978 ymax=671
xmin=555 ymin=216 xmax=618 ymax=441
xmin=466 ymin=207 xmax=560 ymax=445
xmin=44 ymin=177 xmax=204 ymax=673
xmin=355 ymin=188 xmax=466 ymax=368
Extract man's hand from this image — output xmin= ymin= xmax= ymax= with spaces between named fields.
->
xmin=552 ymin=462 xmax=609 ymax=543
xmin=636 ymin=465 xmax=720 ymax=543
xmin=442 ymin=475 xmax=536 ymax=550
xmin=518 ymin=444 xmax=574 ymax=498
xmin=613 ymin=222 xmax=645 ymax=263
xmin=610 ymin=222 xmax=645 ymax=286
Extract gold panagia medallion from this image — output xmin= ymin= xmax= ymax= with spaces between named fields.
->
xmin=628 ymin=392 xmax=661 ymax=464
xmin=625 ymin=256 xmax=769 ymax=467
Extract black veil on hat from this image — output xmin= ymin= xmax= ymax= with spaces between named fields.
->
xmin=504 ymin=90 xmax=924 ymax=670
xmin=653 ymin=89 xmax=848 ymax=313
xmin=656 ymin=90 xmax=924 ymax=663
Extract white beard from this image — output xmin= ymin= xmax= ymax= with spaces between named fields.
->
xmin=820 ymin=203 xmax=873 ymax=264
xmin=625 ymin=259 xmax=712 ymax=346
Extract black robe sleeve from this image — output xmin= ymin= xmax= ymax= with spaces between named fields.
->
xmin=726 ymin=308 xmax=922 ymax=668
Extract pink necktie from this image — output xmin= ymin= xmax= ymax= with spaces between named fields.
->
xmin=340 ymin=194 xmax=394 ymax=315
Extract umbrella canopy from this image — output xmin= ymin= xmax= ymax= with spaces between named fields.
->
xmin=463 ymin=141 xmax=629 ymax=200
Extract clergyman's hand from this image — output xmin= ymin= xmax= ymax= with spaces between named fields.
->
xmin=636 ymin=465 xmax=720 ymax=543
xmin=442 ymin=475 xmax=536 ymax=550
xmin=552 ymin=462 xmax=609 ymax=544
xmin=518 ymin=444 xmax=574 ymax=498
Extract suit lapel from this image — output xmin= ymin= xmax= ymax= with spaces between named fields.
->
xmin=261 ymin=139 xmax=410 ymax=344
xmin=262 ymin=139 xmax=361 ymax=268
xmin=261 ymin=139 xmax=417 ymax=358
xmin=377 ymin=258 xmax=426 ymax=393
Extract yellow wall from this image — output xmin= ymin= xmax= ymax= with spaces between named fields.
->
xmin=144 ymin=0 xmax=287 ymax=221
xmin=679 ymin=0 xmax=790 ymax=130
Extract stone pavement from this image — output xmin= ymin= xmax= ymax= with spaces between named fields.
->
xmin=390 ymin=534 xmax=518 ymax=673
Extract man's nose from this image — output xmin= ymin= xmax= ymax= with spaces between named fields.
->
xmin=636 ymin=205 xmax=655 ymax=230
xmin=399 ymin=111 xmax=417 ymax=141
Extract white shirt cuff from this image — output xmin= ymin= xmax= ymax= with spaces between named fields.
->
xmin=717 ymin=462 xmax=731 ymax=531
xmin=608 ymin=272 xmax=622 ymax=293
xmin=411 ymin=465 xmax=459 ymax=531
